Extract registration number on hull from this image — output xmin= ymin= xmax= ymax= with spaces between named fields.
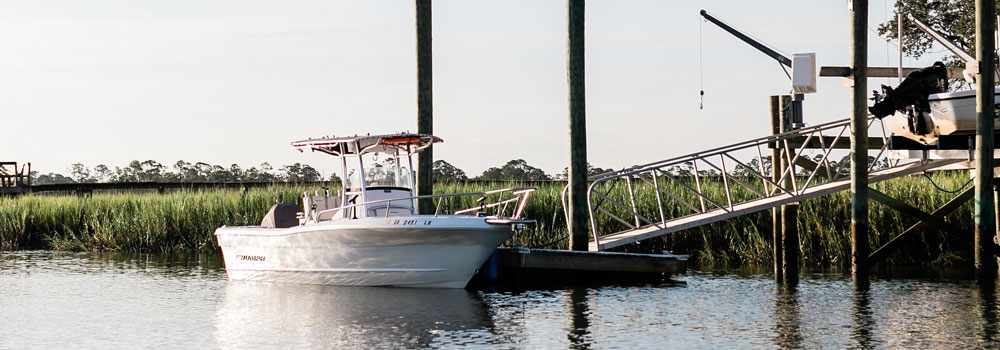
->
xmin=236 ymin=254 xmax=266 ymax=262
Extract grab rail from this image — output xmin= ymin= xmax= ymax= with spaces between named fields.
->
xmin=312 ymin=187 xmax=536 ymax=221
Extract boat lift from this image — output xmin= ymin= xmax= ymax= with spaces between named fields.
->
xmin=567 ymin=12 xmax=991 ymax=251
xmin=870 ymin=14 xmax=1000 ymax=164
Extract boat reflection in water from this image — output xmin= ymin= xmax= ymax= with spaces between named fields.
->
xmin=213 ymin=281 xmax=493 ymax=348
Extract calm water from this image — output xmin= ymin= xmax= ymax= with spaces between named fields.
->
xmin=2 ymin=251 xmax=999 ymax=349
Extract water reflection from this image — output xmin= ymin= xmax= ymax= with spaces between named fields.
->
xmin=772 ymin=285 xmax=802 ymax=349
xmin=567 ymin=288 xmax=591 ymax=349
xmin=975 ymin=279 xmax=1000 ymax=347
xmin=10 ymin=251 xmax=1000 ymax=349
xmin=851 ymin=287 xmax=874 ymax=349
xmin=213 ymin=282 xmax=493 ymax=349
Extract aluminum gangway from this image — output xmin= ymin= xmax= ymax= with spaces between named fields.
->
xmin=566 ymin=117 xmax=964 ymax=251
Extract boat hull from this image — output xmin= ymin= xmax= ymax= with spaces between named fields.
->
xmin=885 ymin=88 xmax=1000 ymax=145
xmin=215 ymin=216 xmax=513 ymax=288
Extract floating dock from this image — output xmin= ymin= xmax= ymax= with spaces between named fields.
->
xmin=470 ymin=247 xmax=686 ymax=288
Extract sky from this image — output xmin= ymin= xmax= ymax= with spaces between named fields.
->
xmin=0 ymin=0 xmax=946 ymax=178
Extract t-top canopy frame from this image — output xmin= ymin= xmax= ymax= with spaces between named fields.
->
xmin=291 ymin=133 xmax=443 ymax=157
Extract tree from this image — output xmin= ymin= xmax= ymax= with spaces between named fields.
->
xmin=69 ymin=163 xmax=95 ymax=183
xmin=244 ymin=162 xmax=280 ymax=182
xmin=433 ymin=160 xmax=468 ymax=181
xmin=555 ymin=163 xmax=613 ymax=180
xmin=878 ymin=1 xmax=979 ymax=61
xmin=476 ymin=159 xmax=551 ymax=181
xmin=33 ymin=173 xmax=74 ymax=185
xmin=173 ymin=160 xmax=200 ymax=182
xmin=733 ymin=157 xmax=772 ymax=178
xmin=114 ymin=160 xmax=167 ymax=182
xmin=282 ymin=163 xmax=321 ymax=182
xmin=93 ymin=164 xmax=113 ymax=183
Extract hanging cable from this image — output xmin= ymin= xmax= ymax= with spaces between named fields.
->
xmin=922 ymin=173 xmax=973 ymax=194
xmin=883 ymin=0 xmax=891 ymax=86
xmin=778 ymin=61 xmax=791 ymax=80
xmin=699 ymin=15 xmax=705 ymax=110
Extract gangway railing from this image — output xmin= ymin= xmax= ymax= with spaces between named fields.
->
xmin=564 ymin=117 xmax=963 ymax=251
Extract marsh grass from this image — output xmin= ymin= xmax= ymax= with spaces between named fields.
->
xmin=0 ymin=186 xmax=307 ymax=253
xmin=0 ymin=172 xmax=981 ymax=266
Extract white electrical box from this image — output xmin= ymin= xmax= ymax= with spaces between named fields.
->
xmin=791 ymin=53 xmax=817 ymax=94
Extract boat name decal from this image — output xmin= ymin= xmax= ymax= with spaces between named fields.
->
xmin=236 ymin=254 xmax=266 ymax=262
xmin=385 ymin=219 xmax=432 ymax=226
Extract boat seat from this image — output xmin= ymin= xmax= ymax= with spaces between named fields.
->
xmin=317 ymin=207 xmax=343 ymax=221
xmin=303 ymin=192 xmax=342 ymax=222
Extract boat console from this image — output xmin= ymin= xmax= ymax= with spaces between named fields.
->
xmin=291 ymin=133 xmax=439 ymax=224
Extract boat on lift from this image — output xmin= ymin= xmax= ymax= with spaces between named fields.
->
xmin=872 ymin=15 xmax=1000 ymax=147
xmin=872 ymin=61 xmax=1000 ymax=146
xmin=215 ymin=133 xmax=534 ymax=288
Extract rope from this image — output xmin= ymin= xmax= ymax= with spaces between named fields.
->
xmin=922 ymin=173 xmax=973 ymax=194
xmin=531 ymin=235 xmax=568 ymax=249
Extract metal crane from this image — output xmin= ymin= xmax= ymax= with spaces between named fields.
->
xmin=700 ymin=9 xmax=793 ymax=68
xmin=700 ymin=9 xmax=816 ymax=128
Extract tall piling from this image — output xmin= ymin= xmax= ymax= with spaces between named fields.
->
xmin=778 ymin=95 xmax=798 ymax=284
xmin=974 ymin=0 xmax=997 ymax=280
xmin=782 ymin=203 xmax=800 ymax=285
xmin=770 ymin=95 xmax=783 ymax=282
xmin=567 ymin=0 xmax=589 ymax=251
xmin=415 ymin=0 xmax=434 ymax=214
xmin=849 ymin=0 xmax=870 ymax=287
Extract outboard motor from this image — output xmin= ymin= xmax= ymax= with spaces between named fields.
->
xmin=869 ymin=61 xmax=948 ymax=120
xmin=261 ymin=203 xmax=303 ymax=228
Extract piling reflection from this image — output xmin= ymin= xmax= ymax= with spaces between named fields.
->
xmin=975 ymin=279 xmax=1000 ymax=347
xmin=213 ymin=281 xmax=492 ymax=349
xmin=567 ymin=287 xmax=591 ymax=349
xmin=772 ymin=285 xmax=802 ymax=349
xmin=851 ymin=286 xmax=874 ymax=349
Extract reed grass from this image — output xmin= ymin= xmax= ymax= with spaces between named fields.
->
xmin=0 ymin=186 xmax=307 ymax=253
xmin=0 ymin=172 xmax=981 ymax=266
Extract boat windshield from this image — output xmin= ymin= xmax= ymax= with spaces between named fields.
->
xmin=344 ymin=154 xmax=412 ymax=190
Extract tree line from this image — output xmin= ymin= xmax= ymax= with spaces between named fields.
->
xmin=32 ymin=158 xmax=605 ymax=185
xmin=32 ymin=155 xmax=876 ymax=185
xmin=32 ymin=160 xmax=328 ymax=185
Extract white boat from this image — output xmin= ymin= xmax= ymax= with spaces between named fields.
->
xmin=215 ymin=133 xmax=534 ymax=288
xmin=882 ymin=88 xmax=1000 ymax=146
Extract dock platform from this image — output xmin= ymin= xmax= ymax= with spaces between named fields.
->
xmin=470 ymin=247 xmax=686 ymax=288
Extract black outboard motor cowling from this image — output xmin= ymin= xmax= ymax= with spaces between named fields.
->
xmin=261 ymin=202 xmax=303 ymax=228
xmin=869 ymin=61 xmax=948 ymax=119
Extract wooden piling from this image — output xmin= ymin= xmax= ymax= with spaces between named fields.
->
xmin=974 ymin=0 xmax=997 ymax=280
xmin=770 ymin=95 xmax=783 ymax=282
xmin=778 ymin=95 xmax=798 ymax=284
xmin=782 ymin=203 xmax=800 ymax=285
xmin=567 ymin=0 xmax=589 ymax=251
xmin=416 ymin=0 xmax=434 ymax=214
xmin=850 ymin=0 xmax=870 ymax=287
